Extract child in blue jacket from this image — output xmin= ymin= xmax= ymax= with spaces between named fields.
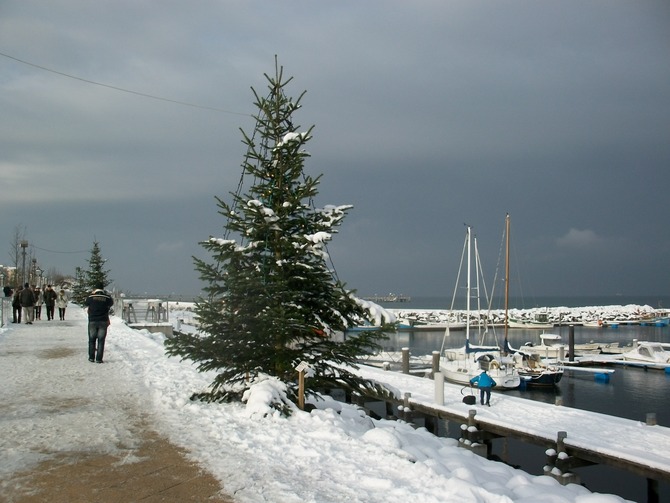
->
xmin=470 ymin=370 xmax=496 ymax=406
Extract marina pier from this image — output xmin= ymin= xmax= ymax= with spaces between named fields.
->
xmin=348 ymin=363 xmax=670 ymax=503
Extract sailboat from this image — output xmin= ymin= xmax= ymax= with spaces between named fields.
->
xmin=499 ymin=214 xmax=563 ymax=387
xmin=439 ymin=225 xmax=521 ymax=390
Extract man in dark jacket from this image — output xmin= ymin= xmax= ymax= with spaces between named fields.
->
xmin=19 ymin=283 xmax=36 ymax=324
xmin=12 ymin=286 xmax=22 ymax=323
xmin=43 ymin=284 xmax=58 ymax=321
xmin=84 ymin=288 xmax=114 ymax=363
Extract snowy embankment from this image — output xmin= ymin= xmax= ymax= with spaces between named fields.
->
xmin=388 ymin=304 xmax=662 ymax=327
xmin=167 ymin=301 xmax=664 ymax=330
xmin=115 ymin=308 xmax=631 ymax=502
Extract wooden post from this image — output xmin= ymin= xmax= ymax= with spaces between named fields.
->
xmin=568 ymin=325 xmax=575 ymax=362
xmin=403 ymin=392 xmax=412 ymax=422
xmin=647 ymin=412 xmax=657 ymax=426
xmin=298 ymin=370 xmax=305 ymax=411
xmin=295 ymin=361 xmax=309 ymax=411
xmin=432 ymin=351 xmax=440 ymax=376
xmin=554 ymin=431 xmax=581 ymax=485
xmin=434 ymin=371 xmax=444 ymax=405
xmin=648 ymin=478 xmax=659 ymax=503
xmin=402 ymin=347 xmax=410 ymax=374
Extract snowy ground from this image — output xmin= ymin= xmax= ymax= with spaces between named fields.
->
xmin=0 ymin=303 xmax=643 ymax=503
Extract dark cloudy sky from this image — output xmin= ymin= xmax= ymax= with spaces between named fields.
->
xmin=1 ymin=1 xmax=669 ymax=300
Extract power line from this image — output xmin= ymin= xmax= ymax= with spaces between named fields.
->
xmin=0 ymin=50 xmax=251 ymax=117
xmin=32 ymin=244 xmax=89 ymax=254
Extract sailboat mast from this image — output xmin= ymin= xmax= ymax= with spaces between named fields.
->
xmin=504 ymin=214 xmax=510 ymax=342
xmin=466 ymin=225 xmax=471 ymax=342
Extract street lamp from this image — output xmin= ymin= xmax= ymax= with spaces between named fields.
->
xmin=31 ymin=258 xmax=37 ymax=286
xmin=20 ymin=240 xmax=29 ymax=285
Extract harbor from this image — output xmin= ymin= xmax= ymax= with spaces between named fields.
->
xmin=343 ymin=316 xmax=670 ymax=502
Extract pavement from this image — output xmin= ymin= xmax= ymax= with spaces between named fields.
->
xmin=0 ymin=302 xmax=234 ymax=503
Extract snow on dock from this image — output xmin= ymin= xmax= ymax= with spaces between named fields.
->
xmin=353 ymin=363 xmax=670 ymax=484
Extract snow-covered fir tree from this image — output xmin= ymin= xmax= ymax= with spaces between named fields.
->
xmin=165 ymin=61 xmax=394 ymax=407
xmin=72 ymin=241 xmax=111 ymax=304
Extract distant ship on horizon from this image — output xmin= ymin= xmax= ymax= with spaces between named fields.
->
xmin=363 ymin=293 xmax=411 ymax=303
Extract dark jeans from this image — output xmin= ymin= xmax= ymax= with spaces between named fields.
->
xmin=479 ymin=386 xmax=492 ymax=405
xmin=88 ymin=321 xmax=109 ymax=362
xmin=13 ymin=305 xmax=21 ymax=323
xmin=58 ymin=307 xmax=66 ymax=320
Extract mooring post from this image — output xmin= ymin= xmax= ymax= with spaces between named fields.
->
xmin=403 ymin=392 xmax=412 ymax=422
xmin=552 ymin=431 xmax=581 ymax=485
xmin=402 ymin=347 xmax=410 ymax=374
xmin=568 ymin=326 xmax=575 ymax=362
xmin=646 ymin=412 xmax=657 ymax=426
xmin=459 ymin=409 xmax=487 ymax=457
xmin=648 ymin=478 xmax=659 ymax=503
xmin=434 ymin=371 xmax=444 ymax=405
xmin=432 ymin=351 xmax=440 ymax=376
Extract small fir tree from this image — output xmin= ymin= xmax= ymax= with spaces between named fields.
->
xmin=72 ymin=241 xmax=112 ymax=304
xmin=165 ymin=61 xmax=394 ymax=406
xmin=86 ymin=240 xmax=111 ymax=291
xmin=71 ymin=266 xmax=88 ymax=305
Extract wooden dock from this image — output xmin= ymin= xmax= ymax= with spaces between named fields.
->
xmin=348 ymin=363 xmax=670 ymax=503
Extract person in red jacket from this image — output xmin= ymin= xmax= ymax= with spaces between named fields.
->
xmin=84 ymin=287 xmax=114 ymax=363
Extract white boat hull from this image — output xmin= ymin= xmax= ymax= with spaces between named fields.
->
xmin=621 ymin=341 xmax=670 ymax=364
xmin=440 ymin=353 xmax=521 ymax=390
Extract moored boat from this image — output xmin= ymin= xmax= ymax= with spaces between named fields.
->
xmin=439 ymin=224 xmax=520 ymax=390
xmin=520 ymin=332 xmax=602 ymax=358
xmin=510 ymin=349 xmax=564 ymax=386
xmin=507 ymin=311 xmax=554 ymax=330
xmin=621 ymin=340 xmax=670 ymax=364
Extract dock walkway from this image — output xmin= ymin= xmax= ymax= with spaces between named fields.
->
xmin=354 ymin=364 xmax=670 ymax=487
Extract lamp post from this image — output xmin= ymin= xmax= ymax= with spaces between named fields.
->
xmin=20 ymin=240 xmax=29 ymax=285
xmin=31 ymin=258 xmax=37 ymax=286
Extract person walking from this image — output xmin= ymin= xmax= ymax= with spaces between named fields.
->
xmin=84 ymin=287 xmax=114 ymax=363
xmin=43 ymin=284 xmax=57 ymax=321
xmin=470 ymin=369 xmax=497 ymax=406
xmin=34 ymin=286 xmax=43 ymax=320
xmin=12 ymin=286 xmax=22 ymax=324
xmin=56 ymin=288 xmax=69 ymax=320
xmin=20 ymin=283 xmax=36 ymax=324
